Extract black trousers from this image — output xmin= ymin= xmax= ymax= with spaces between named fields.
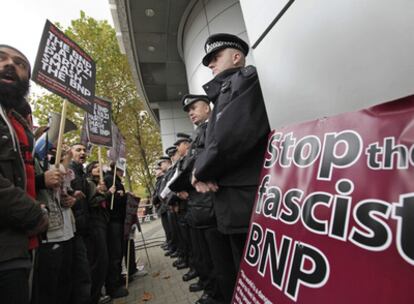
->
xmin=0 ymin=268 xmax=30 ymax=304
xmin=205 ymin=229 xmax=247 ymax=303
xmin=177 ymin=212 xmax=191 ymax=263
xmin=123 ymin=239 xmax=137 ymax=276
xmin=160 ymin=211 xmax=171 ymax=244
xmin=70 ymin=235 xmax=91 ymax=304
xmin=33 ymin=239 xmax=73 ymax=304
xmin=167 ymin=210 xmax=179 ymax=251
xmin=106 ymin=221 xmax=124 ymax=292
xmin=189 ymin=227 xmax=210 ymax=281
xmin=86 ymin=223 xmax=108 ymax=304
xmin=190 ymin=227 xmax=222 ymax=299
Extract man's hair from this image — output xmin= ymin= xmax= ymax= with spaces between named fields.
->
xmin=71 ymin=142 xmax=86 ymax=148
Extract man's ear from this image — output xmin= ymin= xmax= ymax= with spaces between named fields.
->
xmin=233 ymin=51 xmax=241 ymax=65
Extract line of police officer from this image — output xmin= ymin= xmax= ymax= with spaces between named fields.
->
xmin=152 ymin=33 xmax=270 ymax=304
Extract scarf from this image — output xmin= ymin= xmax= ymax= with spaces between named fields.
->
xmin=8 ymin=111 xmax=38 ymax=249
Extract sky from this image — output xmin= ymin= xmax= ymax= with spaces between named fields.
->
xmin=2 ymin=0 xmax=114 ymax=65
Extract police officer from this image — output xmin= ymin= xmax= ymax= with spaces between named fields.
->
xmin=170 ymin=94 xmax=223 ymax=304
xmin=159 ymin=145 xmax=187 ymax=260
xmin=192 ymin=33 xmax=270 ymax=302
xmin=165 ymin=135 xmax=193 ymax=268
xmin=157 ymin=151 xmax=177 ymax=256
xmin=152 ymin=159 xmax=170 ymax=250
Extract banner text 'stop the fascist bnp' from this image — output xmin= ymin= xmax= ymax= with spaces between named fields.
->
xmin=32 ymin=20 xmax=96 ymax=114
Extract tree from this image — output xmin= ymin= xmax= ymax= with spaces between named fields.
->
xmin=31 ymin=12 xmax=162 ymax=196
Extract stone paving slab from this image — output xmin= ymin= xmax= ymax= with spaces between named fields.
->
xmin=113 ymin=219 xmax=203 ymax=304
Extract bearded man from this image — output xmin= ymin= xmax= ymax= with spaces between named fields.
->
xmin=0 ymin=45 xmax=48 ymax=303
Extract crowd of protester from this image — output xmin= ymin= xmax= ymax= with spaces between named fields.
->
xmin=1 ymin=29 xmax=269 ymax=304
xmin=0 ymin=44 xmax=146 ymax=304
xmin=151 ymin=33 xmax=270 ymax=304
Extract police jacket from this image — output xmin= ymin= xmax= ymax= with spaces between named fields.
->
xmin=152 ymin=175 xmax=163 ymax=211
xmin=69 ymin=161 xmax=91 ymax=236
xmin=170 ymin=122 xmax=215 ymax=228
xmin=159 ymin=163 xmax=181 ymax=207
xmin=194 ymin=66 xmax=270 ymax=186
xmin=0 ymin=107 xmax=45 ymax=265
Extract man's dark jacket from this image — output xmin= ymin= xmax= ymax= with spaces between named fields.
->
xmin=194 ymin=66 xmax=270 ymax=233
xmin=104 ymin=172 xmax=126 ymax=222
xmin=69 ymin=161 xmax=91 ymax=236
xmin=0 ymin=109 xmax=44 ymax=265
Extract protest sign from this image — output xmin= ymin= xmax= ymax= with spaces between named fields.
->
xmin=124 ymin=193 xmax=141 ymax=240
xmin=107 ymin=122 xmax=126 ymax=209
xmin=32 ymin=19 xmax=96 ymax=113
xmin=35 ymin=112 xmax=77 ymax=160
xmin=233 ymin=94 xmax=414 ymax=304
xmin=108 ymin=123 xmax=126 ymax=162
xmin=86 ymin=97 xmax=112 ymax=147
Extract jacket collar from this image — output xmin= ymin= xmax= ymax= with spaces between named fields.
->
xmin=70 ymin=160 xmax=85 ymax=176
xmin=214 ymin=67 xmax=242 ymax=81
xmin=202 ymin=67 xmax=242 ymax=103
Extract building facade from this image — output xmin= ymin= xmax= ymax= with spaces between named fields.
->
xmin=110 ymin=0 xmax=414 ymax=149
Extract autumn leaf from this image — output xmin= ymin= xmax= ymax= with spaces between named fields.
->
xmin=151 ymin=271 xmax=160 ymax=278
xmin=141 ymin=291 xmax=153 ymax=301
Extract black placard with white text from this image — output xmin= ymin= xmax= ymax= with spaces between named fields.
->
xmin=86 ymin=97 xmax=112 ymax=147
xmin=32 ymin=20 xmax=96 ymax=113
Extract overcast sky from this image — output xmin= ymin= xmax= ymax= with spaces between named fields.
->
xmin=2 ymin=0 xmax=114 ymax=65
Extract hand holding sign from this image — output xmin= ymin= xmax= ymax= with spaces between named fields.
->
xmin=33 ymin=20 xmax=97 ymax=170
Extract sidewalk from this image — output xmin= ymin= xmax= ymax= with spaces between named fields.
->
xmin=113 ymin=218 xmax=203 ymax=304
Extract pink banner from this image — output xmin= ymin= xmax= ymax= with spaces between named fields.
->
xmin=234 ymin=95 xmax=414 ymax=303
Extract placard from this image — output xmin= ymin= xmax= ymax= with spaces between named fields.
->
xmin=234 ymin=94 xmax=414 ymax=304
xmin=86 ymin=97 xmax=112 ymax=147
xmin=32 ymin=20 xmax=96 ymax=113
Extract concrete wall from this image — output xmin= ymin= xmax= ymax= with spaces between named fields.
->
xmin=181 ymin=0 xmax=254 ymax=94
xmin=157 ymin=101 xmax=194 ymax=152
xmin=240 ymin=0 xmax=414 ymax=129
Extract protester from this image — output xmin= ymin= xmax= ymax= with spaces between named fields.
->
xmin=32 ymin=142 xmax=77 ymax=304
xmin=0 ymin=44 xmax=48 ymax=303
xmin=104 ymin=162 xmax=129 ymax=298
xmin=69 ymin=143 xmax=92 ymax=304
xmin=86 ymin=161 xmax=111 ymax=304
xmin=122 ymin=192 xmax=148 ymax=285
xmin=192 ymin=33 xmax=271 ymax=302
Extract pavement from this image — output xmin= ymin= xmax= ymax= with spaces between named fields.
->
xmin=112 ymin=218 xmax=203 ymax=304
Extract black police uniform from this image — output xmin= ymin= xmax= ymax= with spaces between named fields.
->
xmin=152 ymin=173 xmax=172 ymax=247
xmin=170 ymin=121 xmax=223 ymax=300
xmin=158 ymin=163 xmax=180 ymax=256
xmin=195 ymin=65 xmax=270 ymax=232
xmin=194 ymin=65 xmax=270 ymax=302
xmin=167 ymin=161 xmax=192 ymax=265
